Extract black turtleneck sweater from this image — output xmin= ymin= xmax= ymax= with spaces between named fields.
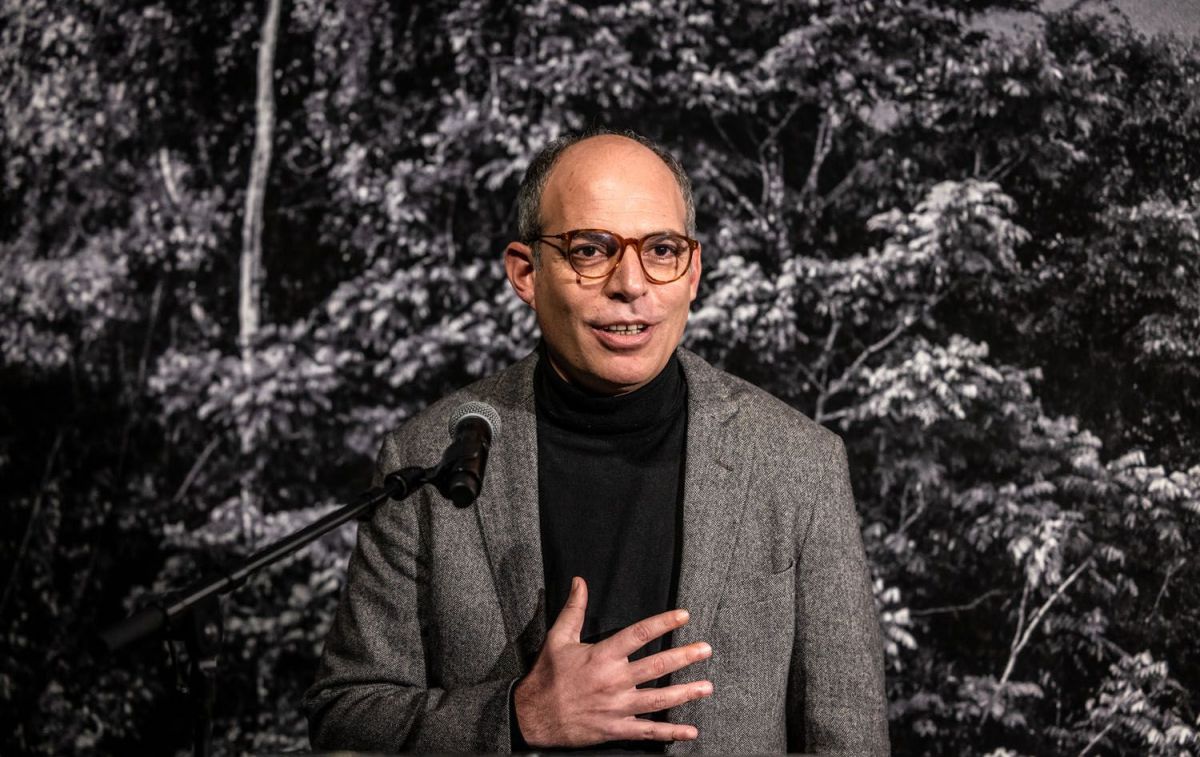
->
xmin=535 ymin=346 xmax=688 ymax=651
xmin=517 ymin=345 xmax=688 ymax=752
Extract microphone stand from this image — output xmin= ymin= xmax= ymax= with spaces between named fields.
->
xmin=98 ymin=456 xmax=475 ymax=757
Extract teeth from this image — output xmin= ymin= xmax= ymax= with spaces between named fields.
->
xmin=601 ymin=324 xmax=646 ymax=334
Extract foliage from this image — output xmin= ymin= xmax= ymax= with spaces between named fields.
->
xmin=2 ymin=0 xmax=1197 ymax=754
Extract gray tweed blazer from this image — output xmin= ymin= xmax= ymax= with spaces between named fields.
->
xmin=303 ymin=348 xmax=889 ymax=755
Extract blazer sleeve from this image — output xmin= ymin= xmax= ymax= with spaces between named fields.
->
xmin=302 ymin=431 xmax=518 ymax=753
xmin=787 ymin=432 xmax=890 ymax=755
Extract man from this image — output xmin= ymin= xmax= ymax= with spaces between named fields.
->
xmin=303 ymin=130 xmax=888 ymax=754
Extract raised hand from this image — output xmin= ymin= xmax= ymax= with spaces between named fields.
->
xmin=513 ymin=576 xmax=714 ymax=748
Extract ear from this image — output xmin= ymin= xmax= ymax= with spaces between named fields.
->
xmin=505 ymin=241 xmax=538 ymax=310
xmin=687 ymin=242 xmax=703 ymax=303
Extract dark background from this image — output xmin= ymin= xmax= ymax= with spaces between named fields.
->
xmin=2 ymin=0 xmax=1198 ymax=754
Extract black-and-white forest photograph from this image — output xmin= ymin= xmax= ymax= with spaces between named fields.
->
xmin=2 ymin=0 xmax=1198 ymax=754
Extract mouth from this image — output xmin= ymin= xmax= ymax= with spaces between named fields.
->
xmin=596 ymin=322 xmax=650 ymax=335
xmin=590 ymin=321 xmax=655 ymax=348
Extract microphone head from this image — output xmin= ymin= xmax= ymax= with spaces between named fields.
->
xmin=448 ymin=401 xmax=502 ymax=441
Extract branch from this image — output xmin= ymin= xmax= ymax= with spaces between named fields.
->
xmin=819 ymin=159 xmax=867 ymax=210
xmin=764 ymin=98 xmax=804 ymax=147
xmin=815 ymin=316 xmax=842 ymax=382
xmin=706 ymin=113 xmax=764 ymax=179
xmin=793 ymin=361 xmax=824 ymax=396
xmin=1150 ymin=558 xmax=1186 ymax=619
xmin=239 ymin=0 xmax=280 ymax=351
xmin=802 ymin=107 xmax=837 ymax=200
xmin=0 ymin=431 xmax=64 ymax=623
xmin=136 ymin=280 xmax=165 ymax=390
xmin=1008 ymin=577 xmax=1031 ymax=662
xmin=815 ymin=406 xmax=854 ymax=424
xmin=1078 ymin=723 xmax=1115 ymax=757
xmin=709 ymin=165 xmax=770 ymax=231
xmin=793 ymin=316 xmax=839 ymax=418
xmin=814 ymin=308 xmax=918 ymax=423
xmin=757 ymin=142 xmax=777 ymax=213
xmin=445 ymin=191 xmax=459 ymax=263
xmin=898 ymin=485 xmax=927 ymax=534
xmin=910 ymin=588 xmax=1004 ymax=617
xmin=158 ymin=148 xmax=183 ymax=208
xmin=999 ymin=559 xmax=1092 ymax=687
xmin=708 ymin=112 xmax=742 ymax=157
xmin=813 ymin=283 xmax=954 ymax=424
xmin=238 ymin=0 xmax=282 ymax=543
xmin=984 ymin=150 xmax=1028 ymax=183
xmin=172 ymin=437 xmax=222 ymax=503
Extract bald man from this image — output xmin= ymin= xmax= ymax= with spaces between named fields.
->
xmin=303 ymin=130 xmax=889 ymax=755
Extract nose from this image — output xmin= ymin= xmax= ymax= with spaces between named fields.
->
xmin=602 ymin=240 xmax=648 ymax=301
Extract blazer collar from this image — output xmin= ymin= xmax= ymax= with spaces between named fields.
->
xmin=473 ymin=347 xmax=752 ymax=668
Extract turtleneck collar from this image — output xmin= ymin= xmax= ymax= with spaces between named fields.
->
xmin=533 ymin=342 xmax=687 ymax=436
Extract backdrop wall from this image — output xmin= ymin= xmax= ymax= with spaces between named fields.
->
xmin=2 ymin=1 xmax=1197 ymax=754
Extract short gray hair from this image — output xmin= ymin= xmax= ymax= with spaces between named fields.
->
xmin=515 ymin=128 xmax=696 ymax=263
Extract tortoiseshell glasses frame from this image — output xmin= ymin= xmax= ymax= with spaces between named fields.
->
xmin=528 ymin=228 xmax=698 ymax=284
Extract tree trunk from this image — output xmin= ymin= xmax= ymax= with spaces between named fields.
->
xmin=238 ymin=0 xmax=281 ymax=543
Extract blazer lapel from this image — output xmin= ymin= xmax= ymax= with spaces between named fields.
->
xmin=668 ymin=350 xmax=755 ymax=736
xmin=673 ymin=350 xmax=755 ymax=638
xmin=472 ymin=351 xmax=547 ymax=668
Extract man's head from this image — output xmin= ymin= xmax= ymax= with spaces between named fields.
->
xmin=505 ymin=130 xmax=702 ymax=395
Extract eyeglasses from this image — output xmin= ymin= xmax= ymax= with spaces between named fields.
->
xmin=528 ymin=228 xmax=698 ymax=284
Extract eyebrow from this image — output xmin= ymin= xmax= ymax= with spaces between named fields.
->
xmin=575 ymin=228 xmax=683 ymax=238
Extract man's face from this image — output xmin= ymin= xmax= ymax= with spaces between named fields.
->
xmin=505 ymin=136 xmax=702 ymax=395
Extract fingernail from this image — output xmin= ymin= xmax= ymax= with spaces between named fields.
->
xmin=697 ymin=681 xmax=714 ymax=696
xmin=698 ymin=642 xmax=712 ymax=658
xmin=683 ymin=727 xmax=699 ymax=740
xmin=571 ymin=576 xmax=580 ymax=591
xmin=675 ymin=609 xmax=690 ymax=623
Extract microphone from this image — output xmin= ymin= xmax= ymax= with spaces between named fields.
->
xmin=437 ymin=401 xmax=502 ymax=507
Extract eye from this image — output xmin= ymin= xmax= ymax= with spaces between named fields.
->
xmin=644 ymin=235 xmax=686 ymax=258
xmin=571 ymin=243 xmax=606 ymax=258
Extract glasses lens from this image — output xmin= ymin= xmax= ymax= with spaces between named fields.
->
xmin=567 ymin=230 xmax=620 ymax=273
xmin=640 ymin=234 xmax=691 ymax=281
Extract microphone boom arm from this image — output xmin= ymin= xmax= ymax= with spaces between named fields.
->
xmin=99 ymin=401 xmax=501 ymax=756
xmin=97 ymin=464 xmax=429 ymax=757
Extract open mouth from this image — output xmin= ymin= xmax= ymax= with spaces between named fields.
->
xmin=598 ymin=324 xmax=648 ymax=335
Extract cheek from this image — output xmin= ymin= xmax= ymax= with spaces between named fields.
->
xmin=665 ymin=291 xmax=693 ymax=326
xmin=533 ymin=279 xmax=560 ymax=315
xmin=535 ymin=282 xmax=585 ymax=334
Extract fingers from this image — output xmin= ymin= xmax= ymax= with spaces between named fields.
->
xmin=627 ymin=680 xmax=714 ymax=716
xmin=548 ymin=576 xmax=588 ymax=644
xmin=601 ymin=608 xmax=690 ymax=659
xmin=607 ymin=717 xmax=699 ymax=743
xmin=626 ymin=641 xmax=712 ymax=686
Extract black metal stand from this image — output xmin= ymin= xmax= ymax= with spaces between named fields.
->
xmin=98 ymin=464 xmax=435 ymax=757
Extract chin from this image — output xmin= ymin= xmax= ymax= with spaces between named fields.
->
xmin=587 ymin=353 xmax=665 ymax=392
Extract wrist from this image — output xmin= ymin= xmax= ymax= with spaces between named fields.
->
xmin=513 ymin=674 xmax=552 ymax=748
xmin=509 ymin=677 xmax=532 ymax=751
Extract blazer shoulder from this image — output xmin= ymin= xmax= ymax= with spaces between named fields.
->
xmin=679 ymin=347 xmax=842 ymax=454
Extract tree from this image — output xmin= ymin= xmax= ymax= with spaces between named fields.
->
xmin=2 ymin=0 xmax=1196 ymax=754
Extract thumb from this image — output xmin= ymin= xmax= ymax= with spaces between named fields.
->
xmin=551 ymin=576 xmax=588 ymax=644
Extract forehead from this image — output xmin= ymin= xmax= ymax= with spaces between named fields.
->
xmin=540 ymin=136 xmax=687 ymax=234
